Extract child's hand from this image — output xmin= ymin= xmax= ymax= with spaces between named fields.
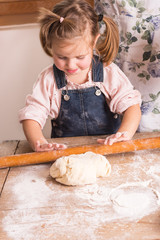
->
xmin=35 ymin=140 xmax=67 ymax=152
xmin=97 ymin=131 xmax=130 ymax=146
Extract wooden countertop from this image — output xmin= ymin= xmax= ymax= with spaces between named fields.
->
xmin=0 ymin=132 xmax=160 ymax=239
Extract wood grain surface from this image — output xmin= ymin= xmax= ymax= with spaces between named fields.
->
xmin=0 ymin=133 xmax=160 ymax=239
xmin=0 ymin=141 xmax=18 ymax=195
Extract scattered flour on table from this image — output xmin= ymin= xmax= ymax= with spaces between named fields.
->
xmin=74 ymin=181 xmax=160 ymax=222
xmin=147 ymin=164 xmax=160 ymax=183
xmin=2 ymin=151 xmax=160 ymax=240
xmin=109 ymin=182 xmax=159 ymax=219
xmin=11 ymin=174 xmax=53 ymax=209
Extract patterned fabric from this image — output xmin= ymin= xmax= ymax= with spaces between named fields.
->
xmin=95 ymin=0 xmax=160 ymax=132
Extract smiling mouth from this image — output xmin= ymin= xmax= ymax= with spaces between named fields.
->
xmin=67 ymin=69 xmax=78 ymax=74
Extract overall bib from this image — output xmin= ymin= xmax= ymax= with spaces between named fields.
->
xmin=51 ymin=56 xmax=121 ymax=138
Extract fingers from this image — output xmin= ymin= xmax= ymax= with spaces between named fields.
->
xmin=35 ymin=141 xmax=53 ymax=152
xmin=51 ymin=143 xmax=67 ymax=150
xmin=97 ymin=135 xmax=117 ymax=145
xmin=35 ymin=141 xmax=67 ymax=152
xmin=97 ymin=131 xmax=129 ymax=146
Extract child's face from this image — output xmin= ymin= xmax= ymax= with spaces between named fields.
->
xmin=52 ymin=38 xmax=93 ymax=76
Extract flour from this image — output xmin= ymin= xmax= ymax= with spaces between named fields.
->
xmin=147 ymin=164 xmax=160 ymax=182
xmin=109 ymin=182 xmax=158 ymax=220
xmin=114 ymin=192 xmax=149 ymax=208
xmin=12 ymin=175 xmax=52 ymax=209
xmin=2 ymin=208 xmax=106 ymax=240
xmin=74 ymin=183 xmax=111 ymax=207
xmin=2 ymin=150 xmax=160 ymax=240
xmin=74 ymin=181 xmax=160 ymax=222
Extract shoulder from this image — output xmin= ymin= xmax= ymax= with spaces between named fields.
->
xmin=34 ymin=64 xmax=56 ymax=89
xmin=38 ymin=64 xmax=54 ymax=80
xmin=103 ymin=62 xmax=124 ymax=74
xmin=103 ymin=62 xmax=131 ymax=84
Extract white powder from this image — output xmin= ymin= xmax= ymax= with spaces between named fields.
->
xmin=12 ymin=175 xmax=52 ymax=209
xmin=147 ymin=164 xmax=160 ymax=182
xmin=74 ymin=181 xmax=160 ymax=222
xmin=5 ymin=165 xmax=72 ymax=209
xmin=2 ymin=151 xmax=160 ymax=240
xmin=109 ymin=182 xmax=158 ymax=220
xmin=2 ymin=209 xmax=101 ymax=240
xmin=114 ymin=192 xmax=148 ymax=208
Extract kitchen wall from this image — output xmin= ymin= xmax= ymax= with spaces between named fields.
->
xmin=0 ymin=24 xmax=52 ymax=142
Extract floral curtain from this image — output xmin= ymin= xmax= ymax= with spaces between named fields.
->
xmin=95 ymin=0 xmax=160 ymax=132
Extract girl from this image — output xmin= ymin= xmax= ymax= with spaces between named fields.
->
xmin=19 ymin=0 xmax=141 ymax=152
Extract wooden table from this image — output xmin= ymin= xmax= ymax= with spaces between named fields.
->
xmin=0 ymin=132 xmax=160 ymax=240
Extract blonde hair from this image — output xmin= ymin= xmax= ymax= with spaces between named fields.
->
xmin=38 ymin=0 xmax=119 ymax=65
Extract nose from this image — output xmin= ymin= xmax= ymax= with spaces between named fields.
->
xmin=66 ymin=59 xmax=76 ymax=69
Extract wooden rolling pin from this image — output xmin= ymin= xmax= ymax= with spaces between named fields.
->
xmin=0 ymin=136 xmax=160 ymax=168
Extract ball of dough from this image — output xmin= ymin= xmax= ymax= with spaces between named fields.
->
xmin=50 ymin=151 xmax=111 ymax=186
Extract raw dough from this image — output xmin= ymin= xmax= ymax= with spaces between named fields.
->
xmin=50 ymin=151 xmax=111 ymax=186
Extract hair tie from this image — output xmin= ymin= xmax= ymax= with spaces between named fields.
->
xmin=98 ymin=14 xmax=103 ymax=22
xmin=60 ymin=17 xmax=64 ymax=23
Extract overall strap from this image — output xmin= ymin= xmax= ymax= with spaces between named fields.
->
xmin=53 ymin=55 xmax=103 ymax=89
xmin=92 ymin=55 xmax=103 ymax=82
xmin=53 ymin=65 xmax=67 ymax=89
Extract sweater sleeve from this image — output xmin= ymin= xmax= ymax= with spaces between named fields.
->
xmin=18 ymin=66 xmax=61 ymax=128
xmin=102 ymin=63 xmax=142 ymax=114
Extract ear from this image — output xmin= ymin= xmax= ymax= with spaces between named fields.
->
xmin=93 ymin=34 xmax=100 ymax=47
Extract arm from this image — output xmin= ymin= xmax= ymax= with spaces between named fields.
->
xmin=97 ymin=104 xmax=141 ymax=145
xmin=22 ymin=119 xmax=66 ymax=152
xmin=19 ymin=67 xmax=66 ymax=152
xmin=117 ymin=103 xmax=141 ymax=138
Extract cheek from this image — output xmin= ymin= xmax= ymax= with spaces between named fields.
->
xmin=53 ymin=58 xmax=64 ymax=69
xmin=78 ymin=58 xmax=92 ymax=69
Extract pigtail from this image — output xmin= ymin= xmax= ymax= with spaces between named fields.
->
xmin=96 ymin=16 xmax=119 ymax=65
xmin=38 ymin=7 xmax=79 ymax=57
xmin=38 ymin=8 xmax=59 ymax=56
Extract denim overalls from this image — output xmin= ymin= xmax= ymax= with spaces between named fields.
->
xmin=51 ymin=56 xmax=121 ymax=138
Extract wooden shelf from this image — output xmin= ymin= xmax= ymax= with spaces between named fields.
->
xmin=0 ymin=0 xmax=94 ymax=26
